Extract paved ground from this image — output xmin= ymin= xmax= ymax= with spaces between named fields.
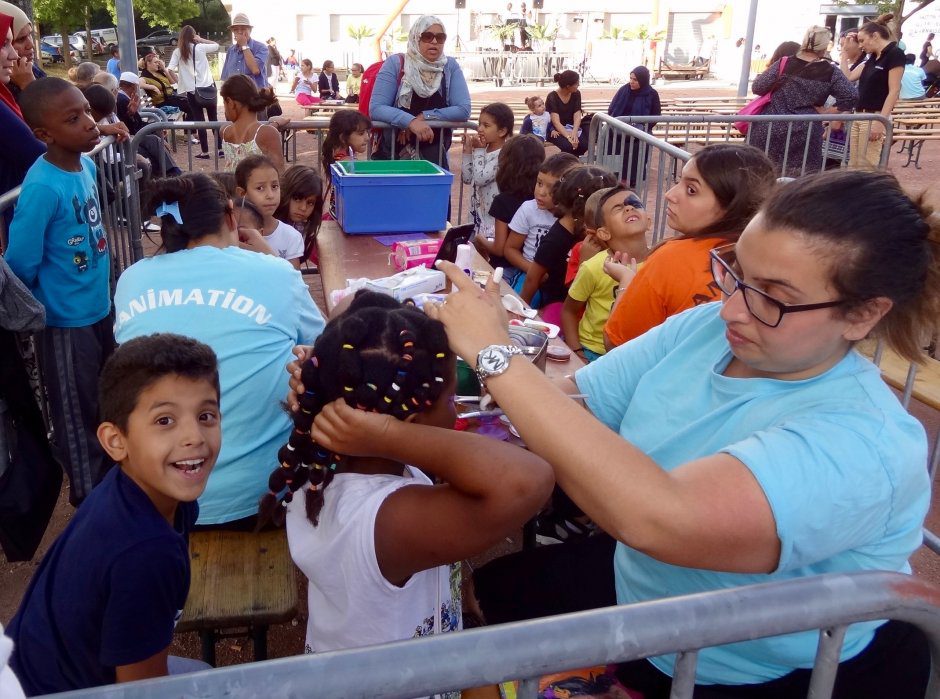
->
xmin=2 ymin=75 xmax=938 ymax=668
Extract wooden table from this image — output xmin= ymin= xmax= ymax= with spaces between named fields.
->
xmin=316 ymin=220 xmax=584 ymax=378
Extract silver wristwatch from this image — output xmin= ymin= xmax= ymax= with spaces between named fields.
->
xmin=475 ymin=345 xmax=524 ymax=385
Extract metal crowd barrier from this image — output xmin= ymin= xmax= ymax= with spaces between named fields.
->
xmin=587 ymin=112 xmax=691 ymax=244
xmin=0 ymin=135 xmax=142 ymax=284
xmin=50 ymin=571 xmax=940 ymax=698
xmin=129 ymin=118 xmax=480 ymax=227
xmin=599 ymin=112 xmax=893 ymax=178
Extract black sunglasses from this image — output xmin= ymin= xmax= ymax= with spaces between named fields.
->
xmin=709 ymin=244 xmax=845 ymax=328
xmin=419 ymin=32 xmax=447 ymax=44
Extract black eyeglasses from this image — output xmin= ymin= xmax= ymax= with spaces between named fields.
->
xmin=419 ymin=32 xmax=447 ymax=44
xmin=709 ymin=244 xmax=845 ymax=328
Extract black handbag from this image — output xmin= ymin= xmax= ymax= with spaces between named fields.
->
xmin=193 ymin=84 xmax=217 ymax=108
xmin=0 ymin=330 xmax=62 ymax=562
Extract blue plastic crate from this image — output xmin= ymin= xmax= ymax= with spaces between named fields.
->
xmin=330 ymin=160 xmax=454 ymax=234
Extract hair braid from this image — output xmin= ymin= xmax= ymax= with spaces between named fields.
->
xmin=259 ymin=291 xmax=455 ymax=528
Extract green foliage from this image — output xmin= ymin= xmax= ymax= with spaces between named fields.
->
xmin=101 ymin=0 xmax=198 ymax=30
xmin=845 ymin=0 xmax=935 ymax=30
xmin=347 ymin=24 xmax=375 ymax=43
xmin=601 ymin=26 xmax=635 ymax=41
xmin=527 ymin=22 xmax=557 ymax=45
xmin=488 ymin=22 xmax=518 ymax=42
xmin=34 ymin=0 xmax=92 ymax=31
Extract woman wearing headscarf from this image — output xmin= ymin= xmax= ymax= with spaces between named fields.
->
xmin=750 ymin=26 xmax=857 ymax=176
xmin=607 ymin=66 xmax=661 ymax=187
xmin=0 ymin=1 xmax=43 ymax=101
xmin=0 ymin=12 xmax=44 ymax=200
xmin=370 ymin=15 xmax=471 ymax=168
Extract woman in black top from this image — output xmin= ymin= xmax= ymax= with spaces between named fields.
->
xmin=841 ymin=13 xmax=905 ymax=168
xmin=545 ymin=70 xmax=588 ymax=156
xmin=318 ymin=60 xmax=341 ymax=100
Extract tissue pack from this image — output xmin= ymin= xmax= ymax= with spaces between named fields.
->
xmin=365 ymin=265 xmax=446 ymax=302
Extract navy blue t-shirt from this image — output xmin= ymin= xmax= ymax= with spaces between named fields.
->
xmin=8 ymin=467 xmax=196 ymax=695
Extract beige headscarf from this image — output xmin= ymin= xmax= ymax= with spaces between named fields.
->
xmin=0 ymin=1 xmax=30 ymax=36
xmin=397 ymin=15 xmax=448 ymax=110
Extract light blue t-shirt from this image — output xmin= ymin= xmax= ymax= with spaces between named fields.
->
xmin=575 ymin=302 xmax=929 ymax=685
xmin=900 ymin=64 xmax=927 ymax=99
xmin=107 ymin=57 xmax=121 ymax=80
xmin=113 ymin=246 xmax=325 ymax=524
xmin=6 ymin=155 xmax=110 ymax=328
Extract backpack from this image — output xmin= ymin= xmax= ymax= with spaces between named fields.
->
xmin=358 ymin=53 xmax=405 ymax=119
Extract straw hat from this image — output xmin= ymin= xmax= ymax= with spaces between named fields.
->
xmin=229 ymin=12 xmax=252 ymax=29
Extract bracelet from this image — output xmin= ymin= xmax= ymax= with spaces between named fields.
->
xmin=241 ymin=45 xmax=251 ymax=52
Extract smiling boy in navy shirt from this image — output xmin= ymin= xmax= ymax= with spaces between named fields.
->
xmin=8 ymin=333 xmax=221 ymax=695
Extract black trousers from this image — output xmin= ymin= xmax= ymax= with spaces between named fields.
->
xmin=547 ymin=128 xmax=588 ymax=156
xmin=36 ymin=317 xmax=116 ymax=505
xmin=185 ymin=92 xmax=220 ymax=154
xmin=473 ymin=535 xmax=929 ymax=698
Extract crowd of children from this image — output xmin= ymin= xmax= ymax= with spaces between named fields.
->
xmin=4 ymin=64 xmax=938 ymax=699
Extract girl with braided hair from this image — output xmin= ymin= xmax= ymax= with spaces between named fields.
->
xmin=265 ymin=291 xmax=553 ymax=656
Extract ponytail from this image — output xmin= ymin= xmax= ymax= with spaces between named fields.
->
xmin=760 ymin=170 xmax=940 ymax=363
xmin=145 ymin=174 xmax=230 ymax=253
xmin=220 ymin=74 xmax=276 ymax=113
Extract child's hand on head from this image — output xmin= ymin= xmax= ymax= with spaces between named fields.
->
xmin=311 ymin=399 xmax=394 ymax=457
xmin=237 ymin=226 xmax=275 ymax=256
xmin=603 ymin=251 xmax=638 ymax=286
xmin=286 ymin=345 xmax=314 ymax=411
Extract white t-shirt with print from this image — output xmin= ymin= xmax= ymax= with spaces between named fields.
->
xmin=264 ymin=220 xmax=304 ymax=262
xmin=286 ymin=465 xmax=462 ymax=658
xmin=509 ymin=198 xmax=557 ymax=261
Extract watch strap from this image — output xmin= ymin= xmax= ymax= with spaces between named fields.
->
xmin=475 ymin=344 xmax=523 ymax=385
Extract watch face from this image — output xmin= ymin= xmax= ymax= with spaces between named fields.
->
xmin=480 ymin=347 xmax=507 ymax=373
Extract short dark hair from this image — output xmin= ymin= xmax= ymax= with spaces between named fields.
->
xmin=906 ymin=53 xmax=917 ymax=65
xmin=19 ymin=77 xmax=77 ymax=129
xmin=539 ymin=151 xmax=579 ymax=177
xmin=83 ymin=84 xmax=115 ymax=120
xmin=99 ymin=334 xmax=220 ymax=432
xmin=234 ymin=153 xmax=278 ymax=190
xmin=480 ymin=102 xmax=514 ymax=137
xmin=234 ymin=195 xmax=264 ymax=229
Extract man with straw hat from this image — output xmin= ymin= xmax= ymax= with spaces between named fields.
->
xmin=221 ymin=11 xmax=268 ymax=89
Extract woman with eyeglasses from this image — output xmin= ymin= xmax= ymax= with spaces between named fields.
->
xmin=604 ymin=143 xmax=777 ymax=349
xmin=414 ymin=168 xmax=939 ymax=697
xmin=369 ymin=15 xmax=471 ymax=168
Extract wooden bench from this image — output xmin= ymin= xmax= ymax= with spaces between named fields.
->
xmin=891 ymin=115 xmax=940 ymax=169
xmin=656 ymin=58 xmax=711 ymax=81
xmin=176 ymin=528 xmax=298 ymax=666
xmin=860 ymin=342 xmax=940 ymax=412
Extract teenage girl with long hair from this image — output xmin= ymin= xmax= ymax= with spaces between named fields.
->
xmin=604 ymin=143 xmax=776 ymax=349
